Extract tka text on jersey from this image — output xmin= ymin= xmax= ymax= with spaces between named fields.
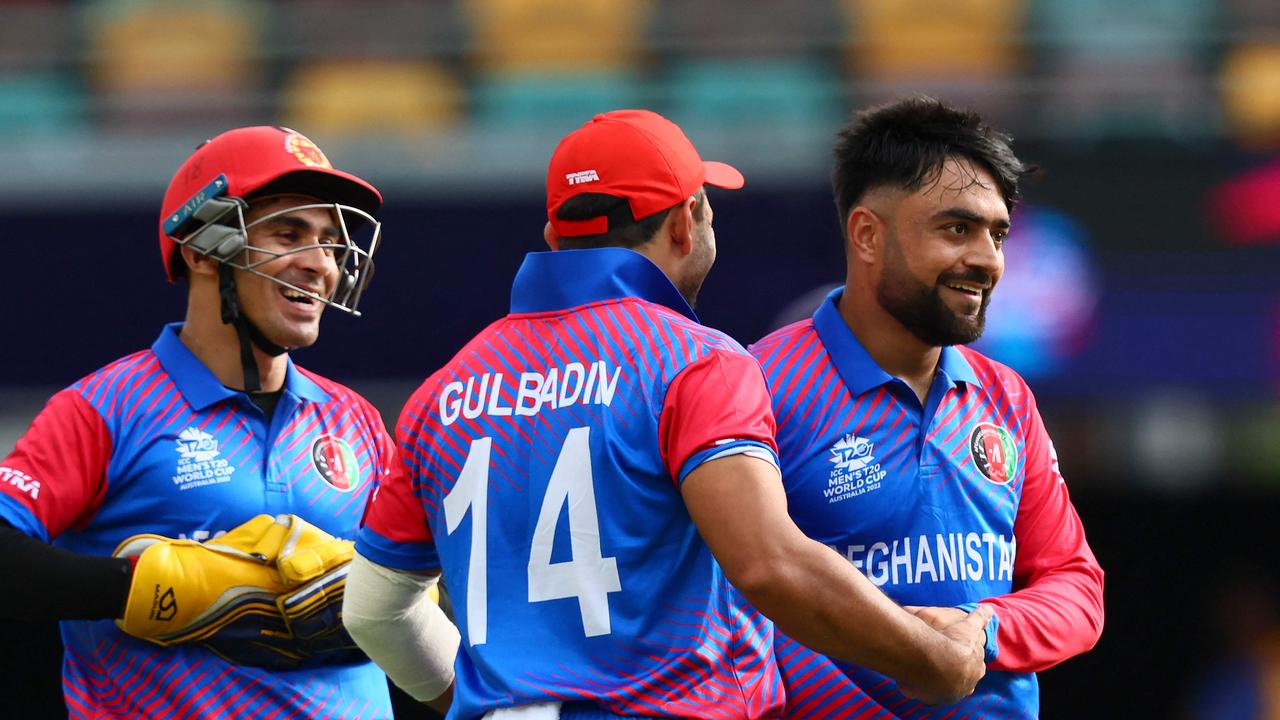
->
xmin=439 ymin=361 xmax=620 ymax=426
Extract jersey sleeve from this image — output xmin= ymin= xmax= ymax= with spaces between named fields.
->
xmin=982 ymin=390 xmax=1105 ymax=673
xmin=356 ymin=397 xmax=440 ymax=573
xmin=0 ymin=389 xmax=112 ymax=542
xmin=658 ymin=349 xmax=780 ymax=485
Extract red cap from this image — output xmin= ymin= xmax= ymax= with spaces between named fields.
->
xmin=546 ymin=109 xmax=744 ymax=237
xmin=158 ymin=126 xmax=382 ymax=282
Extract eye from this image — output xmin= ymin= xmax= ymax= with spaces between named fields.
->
xmin=944 ymin=223 xmax=967 ymax=236
xmin=993 ymin=229 xmax=1009 ymax=246
xmin=320 ymin=234 xmax=342 ymax=256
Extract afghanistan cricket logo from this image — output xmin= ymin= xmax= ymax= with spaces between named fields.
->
xmin=969 ymin=423 xmax=1019 ymax=485
xmin=311 ymin=434 xmax=359 ymax=492
xmin=283 ymin=130 xmax=332 ymax=168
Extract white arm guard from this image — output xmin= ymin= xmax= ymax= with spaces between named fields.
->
xmin=344 ymin=552 xmax=459 ymax=702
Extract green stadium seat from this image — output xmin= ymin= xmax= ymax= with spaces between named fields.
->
xmin=0 ymin=74 xmax=85 ymax=135
xmin=1033 ymin=0 xmax=1216 ymax=139
xmin=663 ymin=59 xmax=841 ymax=135
xmin=471 ymin=72 xmax=643 ymax=131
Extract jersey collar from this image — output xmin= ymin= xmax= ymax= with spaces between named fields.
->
xmin=812 ymin=287 xmax=981 ymax=398
xmin=152 ymin=323 xmax=328 ymax=411
xmin=510 ymin=248 xmax=698 ymax=322
xmin=283 ymin=363 xmax=329 ymax=404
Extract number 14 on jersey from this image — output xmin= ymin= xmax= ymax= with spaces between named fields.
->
xmin=444 ymin=427 xmax=622 ymax=645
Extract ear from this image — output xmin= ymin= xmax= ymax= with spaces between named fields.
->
xmin=846 ymin=206 xmax=883 ymax=265
xmin=665 ymin=196 xmax=697 ymax=258
xmin=543 ymin=222 xmax=561 ymax=251
xmin=179 ymin=245 xmax=220 ymax=278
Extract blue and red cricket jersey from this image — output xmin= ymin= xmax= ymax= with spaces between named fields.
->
xmin=0 ymin=323 xmax=395 ymax=719
xmin=358 ymin=248 xmax=785 ymax=720
xmin=750 ymin=289 xmax=1104 ymax=720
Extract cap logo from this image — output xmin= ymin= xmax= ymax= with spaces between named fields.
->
xmin=283 ymin=131 xmax=332 ymax=169
xmin=566 ymin=170 xmax=600 ymax=186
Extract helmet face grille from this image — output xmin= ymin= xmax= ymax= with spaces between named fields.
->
xmin=166 ymin=197 xmax=382 ymax=317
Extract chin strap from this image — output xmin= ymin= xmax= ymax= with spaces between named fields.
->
xmin=218 ymin=263 xmax=286 ymax=393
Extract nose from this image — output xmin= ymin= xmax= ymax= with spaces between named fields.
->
xmin=963 ymin=230 xmax=1003 ymax=277
xmin=293 ymin=235 xmax=340 ymax=276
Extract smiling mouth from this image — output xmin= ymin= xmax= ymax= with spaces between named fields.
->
xmin=280 ymin=287 xmax=320 ymax=305
xmin=943 ymin=281 xmax=988 ymax=298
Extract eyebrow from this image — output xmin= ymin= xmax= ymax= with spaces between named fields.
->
xmin=261 ymin=214 xmax=341 ymax=237
xmin=931 ymin=207 xmax=1011 ymax=229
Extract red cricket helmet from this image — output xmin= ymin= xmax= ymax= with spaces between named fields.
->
xmin=158 ymin=126 xmax=382 ymax=283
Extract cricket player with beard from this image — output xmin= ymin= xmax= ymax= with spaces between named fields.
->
xmin=752 ymin=97 xmax=1105 ymax=719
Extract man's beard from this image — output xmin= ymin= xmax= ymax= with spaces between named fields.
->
xmin=876 ymin=234 xmax=993 ymax=347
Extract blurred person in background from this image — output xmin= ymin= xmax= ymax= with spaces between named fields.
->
xmin=751 ymin=97 xmax=1105 ymax=719
xmin=1187 ymin=567 xmax=1280 ymax=720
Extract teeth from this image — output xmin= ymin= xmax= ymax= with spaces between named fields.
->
xmin=282 ymin=288 xmax=313 ymax=301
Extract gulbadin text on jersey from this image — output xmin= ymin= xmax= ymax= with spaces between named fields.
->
xmin=439 ymin=360 xmax=621 ymax=426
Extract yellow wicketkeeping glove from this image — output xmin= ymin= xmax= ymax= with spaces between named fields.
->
xmin=114 ymin=514 xmax=354 ymax=664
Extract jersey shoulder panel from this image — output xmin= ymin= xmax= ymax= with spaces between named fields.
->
xmin=749 ymin=318 xmax=815 ymax=356
xmin=956 ymin=346 xmax=1032 ymax=393
xmin=0 ymin=387 xmax=114 ymax=540
xmin=68 ymin=349 xmax=169 ymax=422
xmin=638 ymin=299 xmax=751 ymax=356
xmin=956 ymin=346 xmax=1038 ymax=432
xmin=748 ymin=319 xmax=818 ymax=372
xmin=295 ymin=366 xmax=385 ymax=424
xmin=748 ymin=320 xmax=831 ymax=413
xmin=618 ymin=300 xmax=754 ymax=396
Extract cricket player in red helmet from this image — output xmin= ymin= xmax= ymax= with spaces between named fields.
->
xmin=0 ymin=126 xmax=405 ymax=719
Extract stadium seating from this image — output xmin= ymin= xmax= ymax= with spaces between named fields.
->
xmin=0 ymin=2 xmax=84 ymax=134
xmin=838 ymin=0 xmax=1026 ymax=116
xmin=662 ymin=58 xmax=842 ymax=137
xmin=281 ymin=59 xmax=463 ymax=137
xmin=276 ymin=0 xmax=463 ymax=62
xmin=462 ymin=0 xmax=651 ymax=131
xmin=654 ymin=0 xmax=842 ymax=136
xmin=1219 ymin=0 xmax=1280 ymax=147
xmin=0 ymin=73 xmax=85 ymax=135
xmin=1220 ymin=43 xmax=1280 ymax=148
xmin=462 ymin=0 xmax=652 ymax=74
xmin=81 ymin=0 xmax=266 ymax=130
xmin=1034 ymin=0 xmax=1216 ymax=138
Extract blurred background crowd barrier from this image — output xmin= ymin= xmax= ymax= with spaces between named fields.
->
xmin=2 ymin=1 xmax=1279 ymax=717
